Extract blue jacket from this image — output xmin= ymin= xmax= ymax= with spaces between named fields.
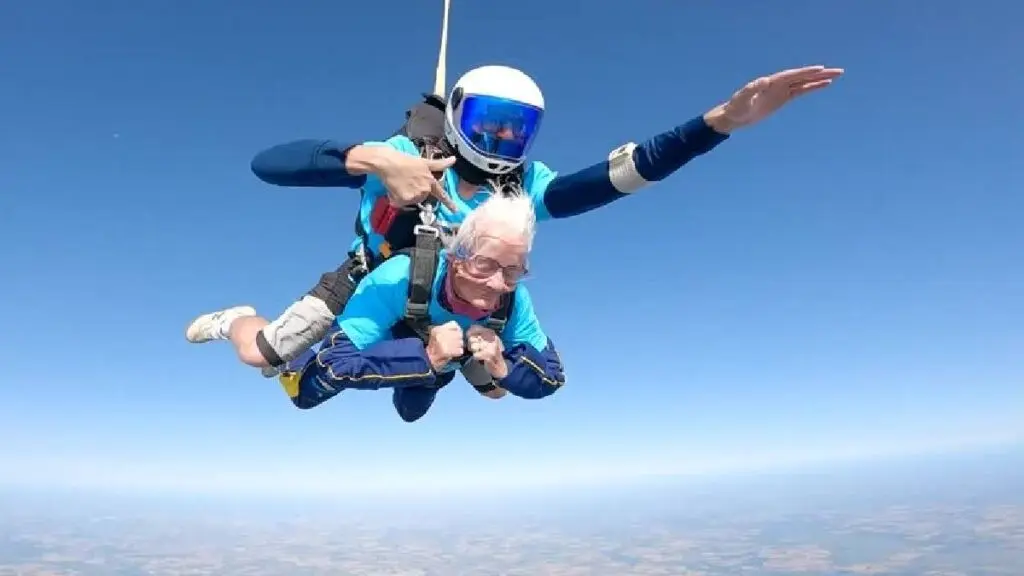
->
xmin=285 ymin=253 xmax=565 ymax=421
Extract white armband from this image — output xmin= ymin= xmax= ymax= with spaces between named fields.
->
xmin=607 ymin=142 xmax=650 ymax=194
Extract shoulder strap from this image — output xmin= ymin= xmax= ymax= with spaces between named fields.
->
xmin=400 ymin=226 xmax=442 ymax=341
xmin=484 ymin=290 xmax=516 ymax=334
xmin=420 ymin=93 xmax=447 ymax=113
xmin=458 ymin=292 xmax=516 ymax=391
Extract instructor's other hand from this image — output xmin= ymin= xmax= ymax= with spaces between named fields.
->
xmin=704 ymin=65 xmax=844 ymax=134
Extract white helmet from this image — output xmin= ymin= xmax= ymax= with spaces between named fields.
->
xmin=444 ymin=65 xmax=545 ymax=175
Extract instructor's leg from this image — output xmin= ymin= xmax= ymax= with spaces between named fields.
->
xmin=184 ymin=305 xmax=275 ymax=368
xmin=256 ymin=262 xmax=359 ymax=367
xmin=184 ymin=260 xmax=360 ymax=369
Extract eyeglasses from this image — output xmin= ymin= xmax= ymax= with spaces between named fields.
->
xmin=460 ymin=254 xmax=529 ymax=284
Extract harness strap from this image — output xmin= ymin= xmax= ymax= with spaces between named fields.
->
xmin=484 ymin=292 xmax=513 ymax=333
xmin=401 ymin=227 xmax=442 ymax=341
xmin=460 ymin=292 xmax=515 ymax=391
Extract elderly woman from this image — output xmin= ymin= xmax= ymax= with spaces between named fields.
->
xmin=274 ymin=192 xmax=565 ymax=422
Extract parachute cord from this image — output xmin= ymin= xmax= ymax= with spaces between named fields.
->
xmin=433 ymin=0 xmax=452 ymax=97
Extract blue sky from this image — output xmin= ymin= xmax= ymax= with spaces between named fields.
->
xmin=0 ymin=0 xmax=1021 ymax=497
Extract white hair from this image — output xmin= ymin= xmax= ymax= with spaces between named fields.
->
xmin=449 ymin=194 xmax=536 ymax=256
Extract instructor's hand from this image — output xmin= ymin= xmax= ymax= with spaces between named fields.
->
xmin=703 ymin=65 xmax=844 ymax=134
xmin=375 ymin=149 xmax=458 ymax=210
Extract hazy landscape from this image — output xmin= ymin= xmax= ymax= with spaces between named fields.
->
xmin=1 ymin=446 xmax=1021 ymax=575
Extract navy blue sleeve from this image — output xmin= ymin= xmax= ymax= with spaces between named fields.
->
xmin=495 ymin=338 xmax=566 ymax=400
xmin=301 ymin=329 xmax=438 ymax=395
xmin=392 ymin=386 xmax=440 ymax=422
xmin=540 ymin=115 xmax=730 ymax=219
xmin=250 ymin=139 xmax=369 ymax=188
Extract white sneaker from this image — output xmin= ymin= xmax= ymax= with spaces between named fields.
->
xmin=185 ymin=305 xmax=257 ymax=344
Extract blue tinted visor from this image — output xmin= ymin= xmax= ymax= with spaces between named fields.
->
xmin=458 ymin=95 xmax=543 ymax=162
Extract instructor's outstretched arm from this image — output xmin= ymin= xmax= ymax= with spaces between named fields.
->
xmin=537 ymin=115 xmax=729 ymax=219
xmin=536 ymin=65 xmax=844 ymax=219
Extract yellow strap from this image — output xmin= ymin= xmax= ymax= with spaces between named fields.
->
xmin=278 ymin=371 xmax=301 ymax=399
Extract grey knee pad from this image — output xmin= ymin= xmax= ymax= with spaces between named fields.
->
xmin=256 ymin=295 xmax=336 ymax=366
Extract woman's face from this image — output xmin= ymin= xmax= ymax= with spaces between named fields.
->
xmin=451 ymin=234 xmax=529 ymax=310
